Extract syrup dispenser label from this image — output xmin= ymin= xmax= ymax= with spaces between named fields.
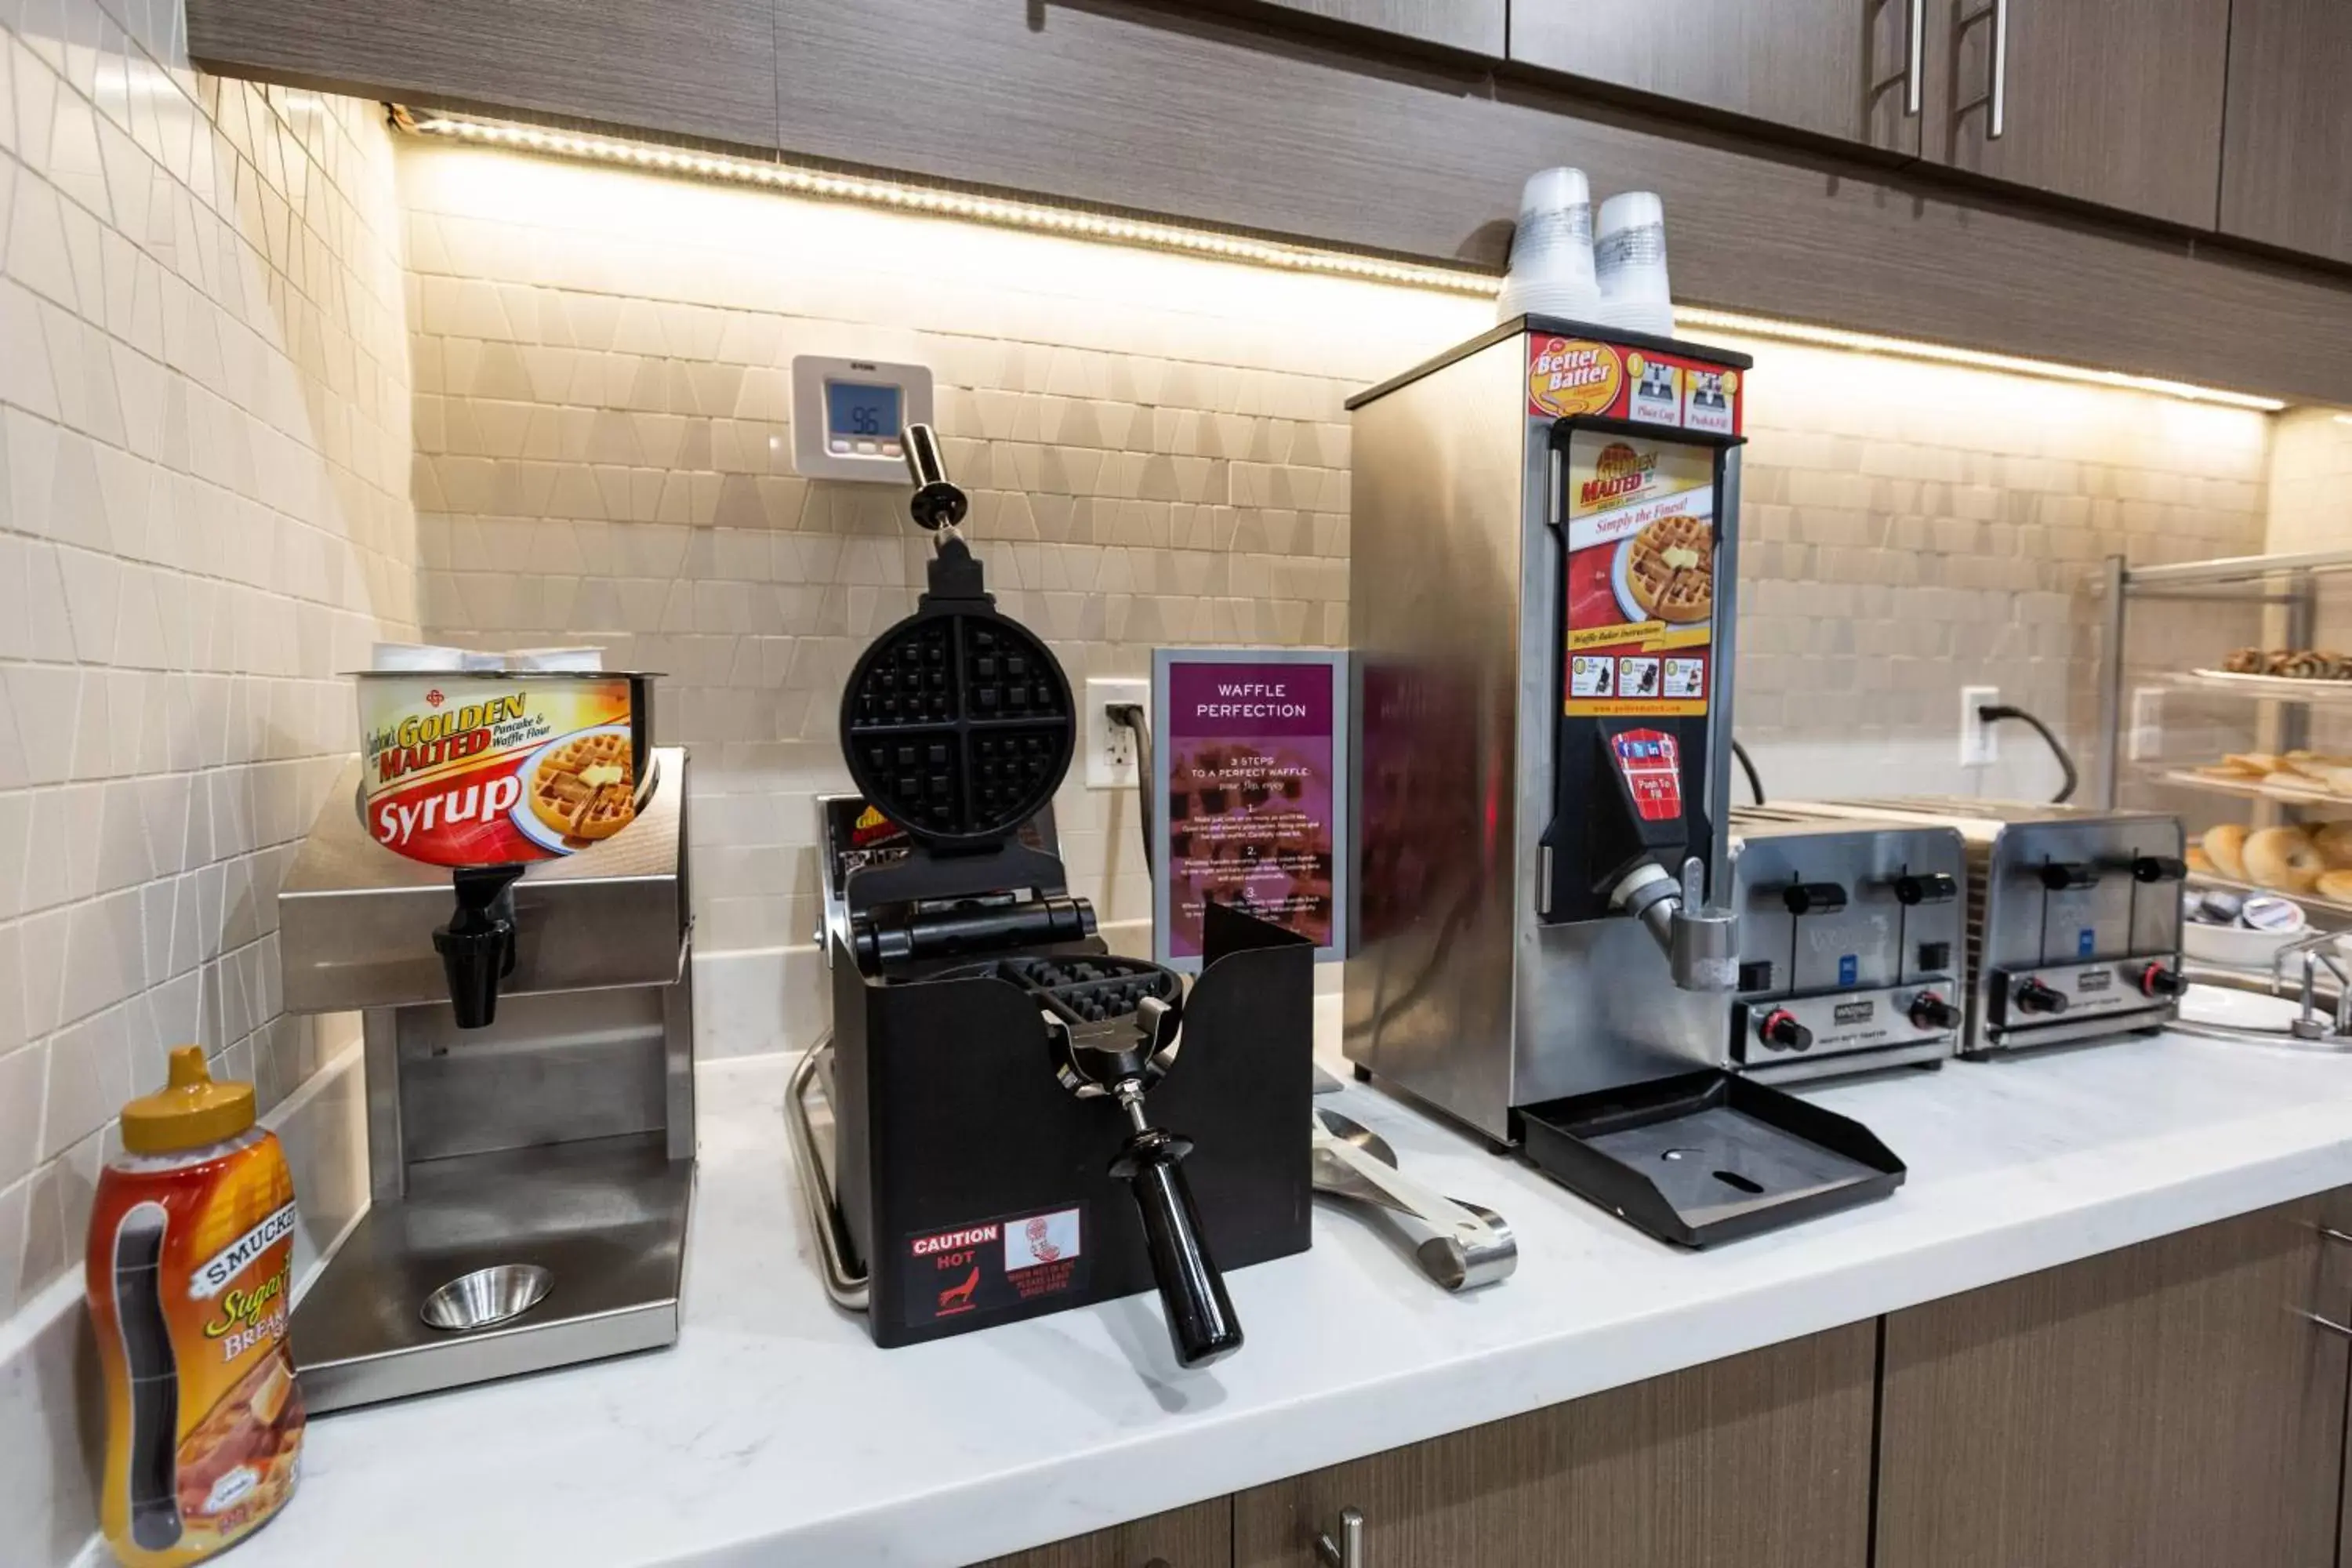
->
xmin=900 ymin=1205 xmax=1091 ymax=1330
xmin=356 ymin=674 xmax=637 ymax=866
xmin=1562 ymin=432 xmax=1716 ymax=717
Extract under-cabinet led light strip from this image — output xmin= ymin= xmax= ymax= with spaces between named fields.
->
xmin=397 ymin=109 xmax=2288 ymax=414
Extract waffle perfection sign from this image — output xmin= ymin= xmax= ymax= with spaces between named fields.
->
xmin=1152 ymin=649 xmax=1350 ymax=969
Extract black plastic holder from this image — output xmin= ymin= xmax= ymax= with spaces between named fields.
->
xmin=829 ymin=903 xmax=1314 ymax=1348
xmin=1516 ymin=1069 xmax=1904 ymax=1248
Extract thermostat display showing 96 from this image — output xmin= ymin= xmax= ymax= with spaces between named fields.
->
xmin=790 ymin=355 xmax=935 ymax=481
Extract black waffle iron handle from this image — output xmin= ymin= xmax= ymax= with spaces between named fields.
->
xmin=1049 ymin=994 xmax=1243 ymax=1368
xmin=903 ymin=423 xmax=968 ymax=533
xmin=1110 ymin=1109 xmax=1243 ymax=1368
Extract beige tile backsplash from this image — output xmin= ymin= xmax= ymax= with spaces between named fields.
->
xmin=401 ymin=140 xmax=2274 ymax=953
xmin=0 ymin=0 xmax=413 ymax=1316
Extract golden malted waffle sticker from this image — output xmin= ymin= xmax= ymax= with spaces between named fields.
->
xmin=1562 ymin=431 xmax=1717 ymax=718
xmin=358 ymin=674 xmax=637 ymax=866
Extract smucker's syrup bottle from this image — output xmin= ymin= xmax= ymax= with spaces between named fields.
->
xmin=87 ymin=1047 xmax=306 ymax=1565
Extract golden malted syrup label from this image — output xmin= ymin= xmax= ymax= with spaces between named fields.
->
xmin=359 ymin=674 xmax=637 ymax=866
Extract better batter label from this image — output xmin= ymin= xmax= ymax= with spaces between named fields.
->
xmin=1526 ymin=335 xmax=1744 ymax=433
xmin=1562 ymin=432 xmax=1717 ymax=717
xmin=358 ymin=675 xmax=637 ymax=866
xmin=899 ymin=1205 xmax=1091 ymax=1330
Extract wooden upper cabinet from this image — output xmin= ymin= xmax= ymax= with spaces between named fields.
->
xmin=2218 ymin=0 xmax=2352 ymax=267
xmin=1917 ymin=0 xmax=2229 ymax=227
xmin=1876 ymin=1194 xmax=2351 ymax=1568
xmin=1234 ymin=1323 xmax=1875 ymax=1568
xmin=184 ymin=0 xmax=779 ymax=150
xmin=1247 ymin=0 xmax=1505 ymax=56
xmin=1508 ymin=0 xmax=1925 ymax=154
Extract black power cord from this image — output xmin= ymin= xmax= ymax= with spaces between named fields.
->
xmin=1978 ymin=702 xmax=2078 ymax=803
xmin=1106 ymin=702 xmax=1154 ymax=873
xmin=1730 ymin=738 xmax=1765 ymax=805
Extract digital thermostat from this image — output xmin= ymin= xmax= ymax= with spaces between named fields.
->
xmin=790 ymin=355 xmax=934 ymax=482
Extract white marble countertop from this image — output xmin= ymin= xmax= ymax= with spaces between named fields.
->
xmin=226 ymin=990 xmax=2352 ymax=1568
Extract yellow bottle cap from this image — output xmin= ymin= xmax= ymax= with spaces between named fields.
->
xmin=120 ymin=1047 xmax=256 ymax=1154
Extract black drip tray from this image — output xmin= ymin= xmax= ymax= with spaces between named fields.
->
xmin=1517 ymin=1070 xmax=1904 ymax=1248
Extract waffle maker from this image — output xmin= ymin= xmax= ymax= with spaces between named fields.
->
xmin=793 ymin=426 xmax=1312 ymax=1362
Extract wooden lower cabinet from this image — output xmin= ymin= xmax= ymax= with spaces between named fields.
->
xmin=1875 ymin=1194 xmax=2351 ymax=1568
xmin=974 ymin=1499 xmax=1233 ymax=1568
xmin=1232 ymin=1323 xmax=1876 ymax=1567
xmin=981 ymin=1196 xmax=2352 ymax=1568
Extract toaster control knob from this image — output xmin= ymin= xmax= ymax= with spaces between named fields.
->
xmin=2132 ymin=856 xmax=2188 ymax=884
xmin=1759 ymin=1009 xmax=1813 ymax=1052
xmin=2139 ymin=962 xmax=2187 ymax=999
xmin=1908 ymin=992 xmax=1961 ymax=1031
xmin=1782 ymin=882 xmax=1849 ymax=916
xmin=2014 ymin=977 xmax=2069 ymax=1015
xmin=1896 ymin=872 xmax=1958 ymax=906
xmin=2038 ymin=861 xmax=2099 ymax=891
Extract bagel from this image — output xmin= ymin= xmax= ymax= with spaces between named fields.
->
xmin=2321 ymin=870 xmax=2352 ymax=904
xmin=2316 ymin=822 xmax=2352 ymax=869
xmin=2223 ymin=752 xmax=2280 ymax=776
xmin=2245 ymin=825 xmax=2324 ymax=895
xmin=2203 ymin=823 xmax=2249 ymax=881
xmin=2186 ymin=845 xmax=2214 ymax=875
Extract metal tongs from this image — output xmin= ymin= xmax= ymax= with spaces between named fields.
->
xmin=1310 ymin=1108 xmax=1517 ymax=1290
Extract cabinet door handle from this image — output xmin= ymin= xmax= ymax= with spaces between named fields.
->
xmin=2298 ymin=1308 xmax=2352 ymax=1339
xmin=2318 ymin=1227 xmax=2352 ymax=1247
xmin=1315 ymin=1507 xmax=1365 ymax=1568
xmin=1955 ymin=0 xmax=2010 ymax=139
xmin=1907 ymin=0 xmax=1925 ymax=115
xmin=1870 ymin=0 xmax=1926 ymax=119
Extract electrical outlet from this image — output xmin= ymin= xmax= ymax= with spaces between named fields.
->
xmin=1084 ymin=677 xmax=1150 ymax=789
xmin=1959 ymin=685 xmax=2000 ymax=768
xmin=2127 ymin=686 xmax=2165 ymax=762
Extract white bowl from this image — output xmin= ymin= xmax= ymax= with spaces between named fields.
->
xmin=2183 ymin=918 xmax=2328 ymax=971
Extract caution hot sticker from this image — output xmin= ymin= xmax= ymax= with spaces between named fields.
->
xmin=899 ymin=1205 xmax=1091 ymax=1330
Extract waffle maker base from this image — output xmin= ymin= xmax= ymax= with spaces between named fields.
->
xmin=828 ymin=902 xmax=1315 ymax=1349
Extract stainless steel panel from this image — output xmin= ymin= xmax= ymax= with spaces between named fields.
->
xmin=364 ymin=1007 xmax=403 ymax=1203
xmin=1746 ymin=1037 xmax=1949 ymax=1086
xmin=278 ymin=748 xmax=690 ymax=1013
xmin=1514 ymin=916 xmax=1724 ymax=1104
xmin=1344 ymin=335 xmax=1530 ymax=1142
xmin=662 ymin=967 xmax=695 ymax=1163
xmin=395 ymin=985 xmax=672 ymax=1165
xmin=291 ymin=1134 xmax=690 ymax=1413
